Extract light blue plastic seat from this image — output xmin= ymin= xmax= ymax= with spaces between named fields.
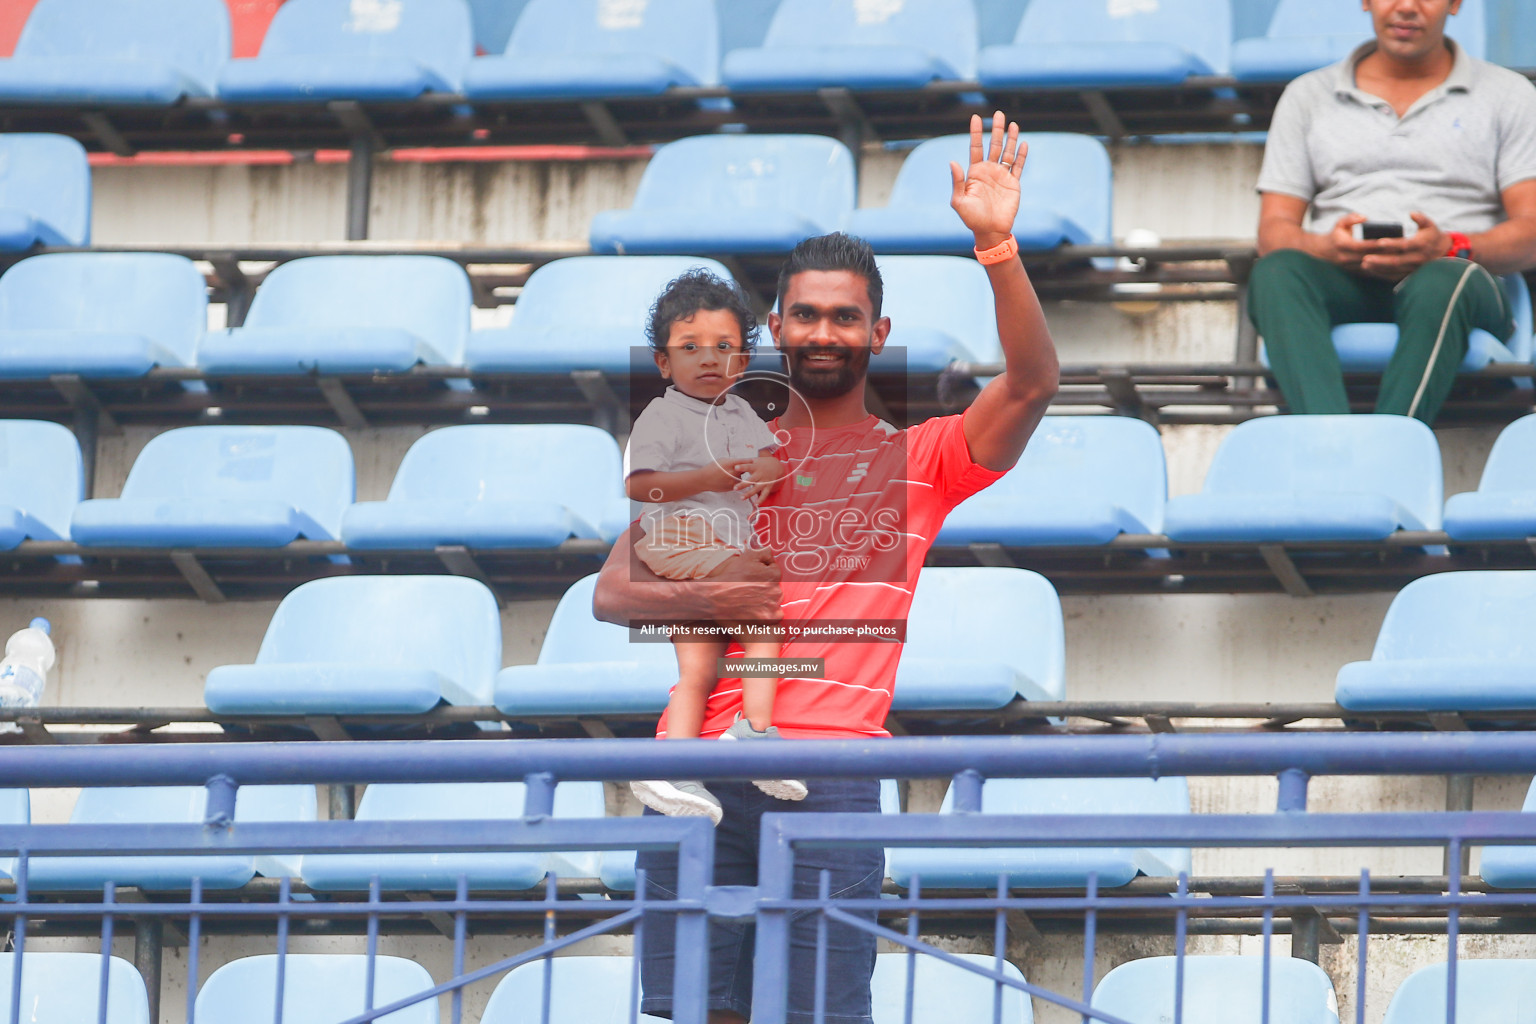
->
xmin=1484 ymin=780 xmax=1536 ymax=886
xmin=465 ymin=256 xmax=735 ymax=374
xmin=198 ymin=256 xmax=471 ymax=375
xmin=938 ymin=417 xmax=1166 ymax=546
xmin=464 ymin=0 xmax=717 ymax=100
xmin=0 ymin=953 xmax=149 ymax=1024
xmin=1090 ymin=956 xmax=1339 ymax=1024
xmin=1328 ymin=272 xmax=1530 ymax=373
xmin=0 ymin=253 xmax=206 ymax=379
xmin=1380 ymin=959 xmax=1536 ymax=1024
xmin=204 ymin=575 xmax=501 ymax=715
xmin=0 ymin=420 xmax=83 ymax=550
xmin=1232 ymin=0 xmax=1484 ymax=82
xmin=1335 ymin=571 xmax=1536 ymax=711
xmin=0 ymin=134 xmax=90 ymax=249
xmin=71 ymin=426 xmax=353 ymax=548
xmin=589 ymin=135 xmax=856 ymax=255
xmin=1444 ymin=415 xmax=1536 ymax=541
xmin=846 ymin=134 xmax=1111 ymax=254
xmin=495 ymin=573 xmax=677 ymax=717
xmin=342 ymin=425 xmax=628 ymax=550
xmin=302 ymin=780 xmax=604 ymax=892
xmin=721 ymin=0 xmax=976 ymax=92
xmin=196 ymin=954 xmax=437 ymax=1024
xmin=0 ymin=789 xmax=28 ymax=887
xmin=0 ymin=0 xmax=228 ymax=104
xmin=978 ymin=0 xmax=1231 ymax=89
xmin=873 ymin=256 xmax=997 ymax=371
xmin=1163 ymin=415 xmax=1442 ymax=543
xmin=887 ymin=776 xmax=1189 ymax=889
xmin=893 ymin=567 xmax=1064 ymax=709
xmin=217 ymin=0 xmax=472 ymax=102
xmin=27 ymin=784 xmax=315 ymax=892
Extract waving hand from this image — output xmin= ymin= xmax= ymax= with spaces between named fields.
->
xmin=950 ymin=111 xmax=1026 ymax=246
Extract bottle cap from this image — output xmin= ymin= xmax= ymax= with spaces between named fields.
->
xmin=28 ymin=618 xmax=49 ymax=636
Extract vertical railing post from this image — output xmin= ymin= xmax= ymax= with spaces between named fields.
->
xmin=133 ymin=917 xmax=163 ymax=1024
xmin=750 ymin=816 xmax=793 ymax=1024
xmin=672 ymin=818 xmax=716 ymax=1024
xmin=1276 ymin=769 xmax=1309 ymax=813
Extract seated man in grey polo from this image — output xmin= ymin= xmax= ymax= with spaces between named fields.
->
xmin=1248 ymin=0 xmax=1536 ymax=424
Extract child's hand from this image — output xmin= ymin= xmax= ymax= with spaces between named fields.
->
xmin=700 ymin=459 xmax=752 ymax=492
xmin=734 ymin=455 xmax=785 ymax=503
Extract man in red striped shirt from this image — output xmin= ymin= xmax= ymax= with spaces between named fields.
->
xmin=593 ymin=111 xmax=1059 ymax=1024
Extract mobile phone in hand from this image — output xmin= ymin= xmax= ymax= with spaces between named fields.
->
xmin=1353 ymin=221 xmax=1405 ymax=240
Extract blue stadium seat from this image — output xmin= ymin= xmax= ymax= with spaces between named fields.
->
xmin=1163 ymin=415 xmax=1442 ymax=543
xmin=342 ymin=425 xmax=628 ymax=550
xmin=589 ymin=135 xmax=856 ymax=255
xmin=71 ymin=426 xmax=353 ymax=548
xmin=1335 ymin=571 xmax=1536 ymax=712
xmin=1484 ymin=780 xmax=1536 ymax=887
xmin=0 ymin=0 xmax=228 ymax=104
xmin=302 ymin=780 xmax=604 ymax=892
xmin=1232 ymin=0 xmax=1484 ymax=82
xmin=204 ymin=576 xmax=500 ymax=715
xmin=0 ymin=953 xmax=150 ymax=1024
xmin=27 ymin=785 xmax=315 ymax=891
xmin=480 ymin=952 xmax=1028 ymax=1024
xmin=0 ymin=134 xmax=90 ymax=249
xmin=0 ymin=789 xmax=28 ymax=888
xmin=495 ymin=574 xmax=677 ymax=717
xmin=0 ymin=420 xmax=83 ymax=550
xmin=198 ymin=256 xmax=471 ymax=375
xmin=217 ymin=0 xmax=472 ymax=102
xmin=464 ymin=256 xmax=736 ymax=374
xmin=0 ymin=253 xmax=206 ymax=379
xmin=937 ymin=417 xmax=1166 ymax=546
xmin=196 ymin=954 xmax=437 ymax=1024
xmin=894 ymin=567 xmax=1064 ymax=709
xmin=1327 ymin=272 xmax=1530 ymax=373
xmin=1090 ymin=956 xmax=1339 ymax=1024
xmin=1443 ymin=414 xmax=1536 ymax=541
xmin=887 ymin=776 xmax=1189 ymax=889
xmin=720 ymin=0 xmax=976 ymax=92
xmin=874 ymin=256 xmax=998 ymax=371
xmin=845 ymin=134 xmax=1112 ymax=254
xmin=463 ymin=0 xmax=718 ymax=100
xmin=1379 ymin=959 xmax=1535 ymax=1024
xmin=978 ymin=0 xmax=1231 ymax=89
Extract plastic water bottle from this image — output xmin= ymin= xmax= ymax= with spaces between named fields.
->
xmin=0 ymin=618 xmax=54 ymax=731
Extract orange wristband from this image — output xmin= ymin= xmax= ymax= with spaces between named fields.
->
xmin=974 ymin=234 xmax=1019 ymax=265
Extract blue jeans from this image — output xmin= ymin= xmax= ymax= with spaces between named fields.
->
xmin=636 ymin=778 xmax=885 ymax=1024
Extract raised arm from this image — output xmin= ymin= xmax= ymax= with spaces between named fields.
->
xmin=952 ymin=112 xmax=1060 ymax=472
xmin=591 ymin=524 xmax=782 ymax=627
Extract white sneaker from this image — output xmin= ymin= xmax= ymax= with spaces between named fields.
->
xmin=630 ymin=779 xmax=724 ymax=825
xmin=719 ymin=718 xmax=808 ymax=802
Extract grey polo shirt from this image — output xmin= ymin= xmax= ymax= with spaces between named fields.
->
xmin=1257 ymin=40 xmax=1536 ymax=233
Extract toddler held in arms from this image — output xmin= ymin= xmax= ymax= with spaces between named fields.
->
xmin=624 ymin=270 xmax=806 ymax=824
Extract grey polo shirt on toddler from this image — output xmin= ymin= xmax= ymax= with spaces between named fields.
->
xmin=1256 ymin=39 xmax=1536 ymax=234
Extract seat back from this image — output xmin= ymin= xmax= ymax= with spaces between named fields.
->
xmin=876 ymin=256 xmax=999 ymax=361
xmin=195 ymin=954 xmax=436 ymax=1024
xmin=257 ymin=0 xmax=471 ymax=86
xmin=905 ymin=567 xmax=1064 ymax=701
xmin=242 ymin=255 xmax=472 ymax=366
xmin=628 ymin=135 xmax=855 ymax=230
xmin=0 ymin=253 xmax=207 ymax=368
xmin=505 ymin=0 xmax=719 ymax=86
xmin=117 ymin=426 xmax=354 ymax=535
xmin=537 ymin=574 xmax=676 ymax=670
xmin=15 ymin=0 xmax=230 ymax=94
xmin=1381 ymin=959 xmax=1536 ymax=1024
xmin=356 ymin=780 xmax=601 ymax=824
xmin=884 ymin=134 xmax=1112 ymax=246
xmin=1475 ymin=414 xmax=1536 ymax=493
xmin=1500 ymin=272 xmax=1532 ymax=363
xmin=0 ymin=953 xmax=150 ymax=1024
xmin=507 ymin=255 xmax=738 ymax=349
xmin=1014 ymin=0 xmax=1230 ymax=75
xmin=1199 ymin=415 xmax=1442 ymax=527
xmin=759 ymin=0 xmax=978 ymax=78
xmin=1366 ymin=571 xmax=1536 ymax=664
xmin=0 ymin=789 xmax=28 ymax=882
xmin=0 ymin=134 xmax=90 ymax=247
xmin=1092 ymin=956 xmax=1339 ymax=1024
xmin=0 ymin=420 xmax=84 ymax=541
xmin=253 ymin=576 xmax=502 ymax=699
xmin=70 ymin=785 xmax=316 ymax=827
xmin=1264 ymin=0 xmax=1484 ymax=59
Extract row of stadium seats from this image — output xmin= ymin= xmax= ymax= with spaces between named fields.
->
xmin=6 ymin=412 xmax=1535 ymax=556
xmin=0 ymin=0 xmax=1495 ymax=111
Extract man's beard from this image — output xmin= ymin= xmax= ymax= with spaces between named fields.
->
xmin=783 ymin=343 xmax=872 ymax=399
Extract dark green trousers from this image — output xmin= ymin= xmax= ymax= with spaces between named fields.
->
xmin=1247 ymin=249 xmax=1512 ymax=424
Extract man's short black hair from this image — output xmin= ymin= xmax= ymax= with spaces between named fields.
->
xmin=645 ymin=268 xmax=760 ymax=353
xmin=776 ymin=232 xmax=883 ymax=319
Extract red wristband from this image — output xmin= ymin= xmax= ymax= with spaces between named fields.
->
xmin=1445 ymin=232 xmax=1473 ymax=260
